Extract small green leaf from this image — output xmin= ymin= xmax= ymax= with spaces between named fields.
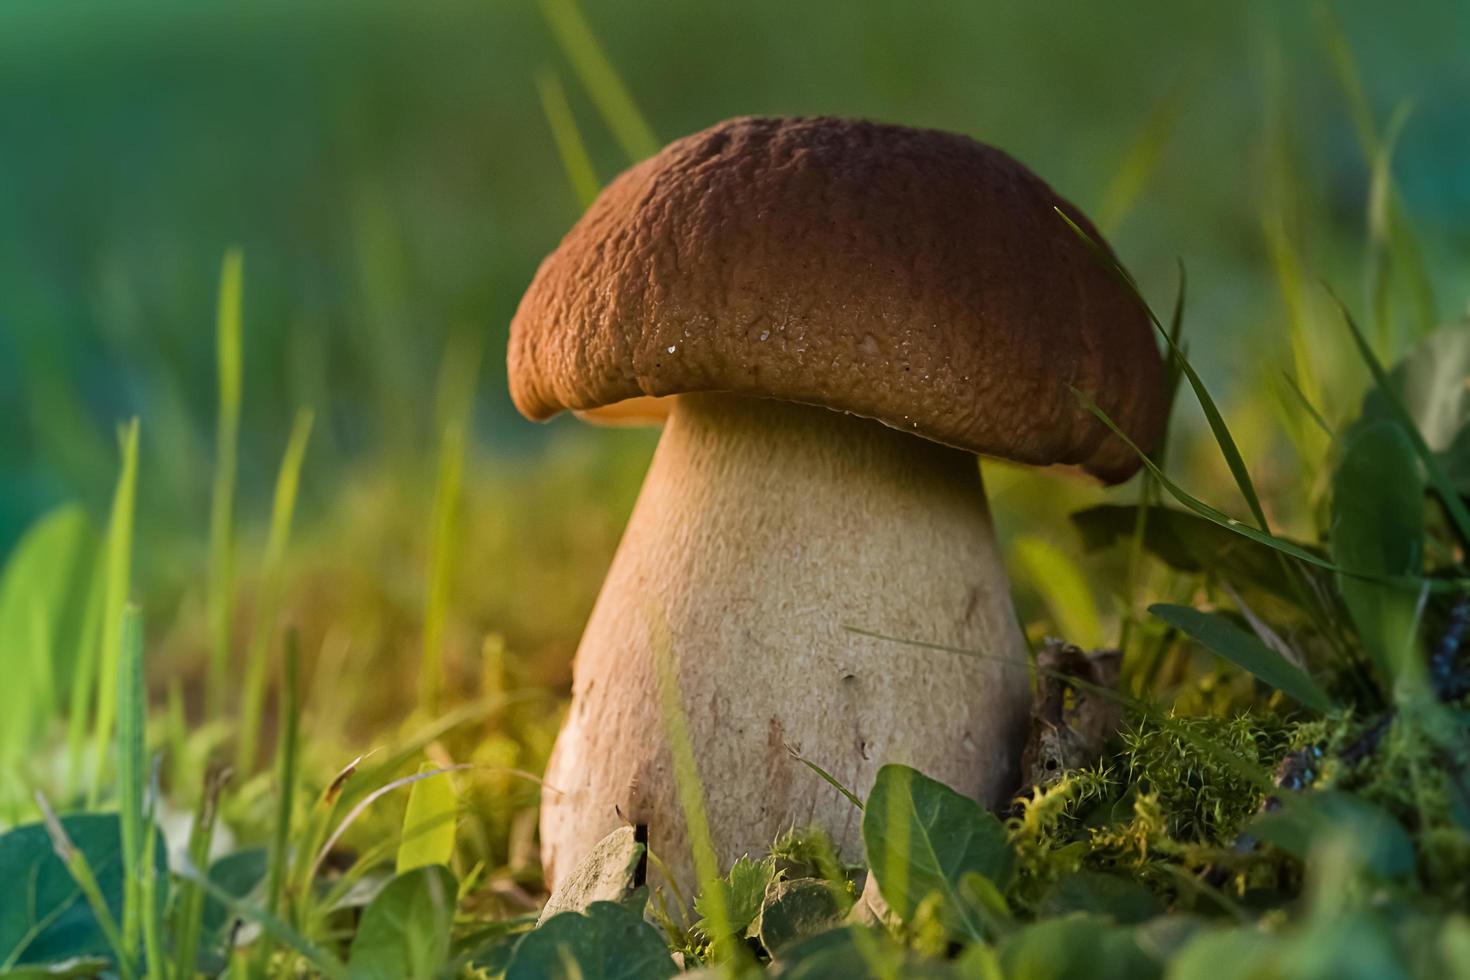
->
xmin=1249 ymin=790 xmax=1415 ymax=878
xmin=347 ymin=865 xmax=457 ymax=980
xmin=1331 ymin=419 xmax=1426 ymax=691
xmin=755 ymin=878 xmax=843 ymax=953
xmin=505 ymin=901 xmax=675 ymax=980
xmin=861 ymin=765 xmax=1012 ymax=942
xmin=460 ymin=919 xmax=534 ymax=976
xmin=395 ymin=761 xmax=458 ymax=875
xmin=1149 ymin=604 xmax=1333 ymax=711
xmin=694 ymin=854 xmax=775 ymax=938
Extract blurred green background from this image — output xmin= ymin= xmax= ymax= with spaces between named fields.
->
xmin=1 ymin=0 xmax=1467 ymax=690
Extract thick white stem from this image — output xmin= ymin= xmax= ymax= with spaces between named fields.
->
xmin=540 ymin=393 xmax=1031 ymax=892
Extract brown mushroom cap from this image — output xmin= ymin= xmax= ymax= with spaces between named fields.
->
xmin=508 ymin=115 xmax=1165 ymax=483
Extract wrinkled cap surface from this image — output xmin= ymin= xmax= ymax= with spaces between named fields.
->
xmin=508 ymin=115 xmax=1165 ymax=482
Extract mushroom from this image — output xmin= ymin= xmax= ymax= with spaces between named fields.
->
xmin=508 ymin=116 xmax=1166 ymax=892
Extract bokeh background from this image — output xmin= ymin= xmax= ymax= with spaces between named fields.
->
xmin=2 ymin=0 xmax=1468 ymax=735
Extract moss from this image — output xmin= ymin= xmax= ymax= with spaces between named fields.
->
xmin=1003 ymin=707 xmax=1313 ymax=911
xmin=1118 ymin=713 xmax=1290 ymax=843
xmin=1005 ymin=765 xmax=1118 ymax=906
xmin=769 ymin=825 xmax=855 ymax=889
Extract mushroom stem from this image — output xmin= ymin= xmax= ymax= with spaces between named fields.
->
xmin=540 ymin=392 xmax=1031 ymax=892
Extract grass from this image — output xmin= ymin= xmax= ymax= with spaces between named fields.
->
xmin=252 ymin=631 xmax=300 ymax=978
xmin=235 ymin=408 xmax=313 ymax=773
xmin=206 ymin=250 xmax=244 ymax=723
xmin=86 ymin=418 xmax=140 ymax=807
xmin=1 ymin=3 xmax=1468 ymax=978
xmin=419 ymin=331 xmax=482 ymax=717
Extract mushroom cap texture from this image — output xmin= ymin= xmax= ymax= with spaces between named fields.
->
xmin=508 ymin=115 xmax=1166 ymax=482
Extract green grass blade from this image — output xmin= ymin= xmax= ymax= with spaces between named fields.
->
xmin=535 ymin=68 xmax=602 ymax=209
xmin=89 ymin=419 xmax=140 ymax=807
xmin=35 ymin=792 xmax=138 ymax=980
xmin=171 ymin=764 xmax=232 ymax=980
xmin=116 ymin=605 xmax=146 ymax=961
xmin=207 ymin=248 xmax=244 ymax=720
xmin=250 ymin=632 xmax=301 ymax=978
xmin=163 ymin=679 xmax=188 ymax=812
xmin=65 ymin=562 xmax=105 ymax=800
xmin=420 ymin=332 xmax=480 ymax=716
xmin=432 ymin=328 xmax=482 ymax=437
xmin=1071 ymin=386 xmax=1451 ymax=587
xmin=420 ymin=421 xmax=465 ymax=717
xmin=175 ymin=861 xmax=347 ymax=980
xmin=1149 ymin=604 xmax=1334 ymax=711
xmin=649 ymin=611 xmax=743 ymax=965
xmin=235 ymin=408 xmax=314 ymax=772
xmin=1317 ymin=3 xmax=1378 ymax=159
xmin=1279 ymin=372 xmax=1333 ymax=439
xmin=1120 ymin=266 xmax=1187 ymax=659
xmin=1263 ymin=211 xmax=1327 ymax=428
xmin=1315 ymin=0 xmax=1440 ymax=338
xmin=1389 ymin=202 xmax=1439 ymax=340
xmin=538 ymin=0 xmax=658 ymax=162
xmin=1056 ymin=209 xmax=1271 ymax=532
xmin=1315 ymin=0 xmax=1438 ymax=339
xmin=1366 ymin=102 xmax=1412 ymax=359
xmin=1331 ymin=294 xmax=1470 ymax=549
xmin=1096 ymin=75 xmax=1189 ymax=234
xmin=1257 ymin=82 xmax=1329 ymax=438
xmin=1158 ymin=266 xmax=1189 ymax=462
xmin=784 ymin=746 xmax=864 ymax=812
xmin=23 ymin=603 xmax=54 ymax=751
xmin=139 ymin=772 xmax=165 ymax=980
